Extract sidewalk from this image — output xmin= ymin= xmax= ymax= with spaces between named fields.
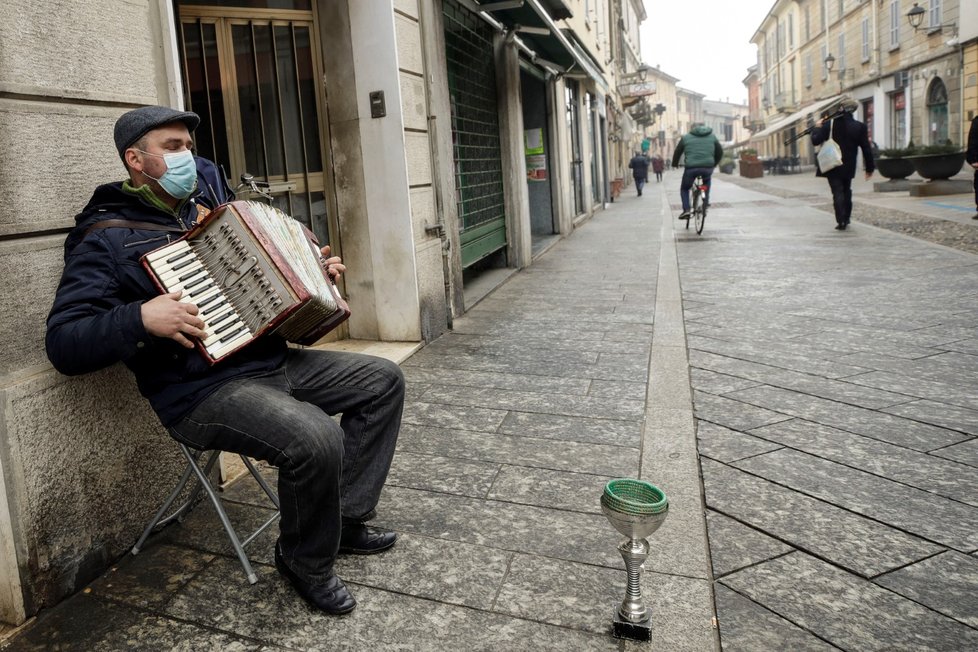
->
xmin=674 ymin=172 xmax=978 ymax=651
xmin=1 ymin=182 xmax=715 ymax=651
xmin=4 ymin=172 xmax=978 ymax=651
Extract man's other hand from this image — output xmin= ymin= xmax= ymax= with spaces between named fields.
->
xmin=141 ymin=291 xmax=207 ymax=349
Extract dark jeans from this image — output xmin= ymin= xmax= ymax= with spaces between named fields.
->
xmin=973 ymin=168 xmax=977 ymax=209
xmin=654 ymin=171 xmax=662 ymax=182
xmin=635 ymin=176 xmax=646 ymax=195
xmin=680 ymin=167 xmax=714 ymax=211
xmin=169 ymin=348 xmax=404 ymax=584
xmin=827 ymin=176 xmax=853 ymax=224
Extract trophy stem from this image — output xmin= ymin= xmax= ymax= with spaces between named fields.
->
xmin=617 ymin=538 xmax=650 ymax=623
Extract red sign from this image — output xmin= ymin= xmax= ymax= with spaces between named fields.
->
xmin=893 ymin=91 xmax=905 ymax=110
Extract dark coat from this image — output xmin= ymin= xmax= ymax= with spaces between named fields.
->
xmin=811 ymin=112 xmax=875 ymax=179
xmin=628 ymin=154 xmax=650 ymax=180
xmin=966 ymin=116 xmax=978 ymax=166
xmin=45 ymin=157 xmax=288 ymax=426
xmin=651 ymin=156 xmax=665 ymax=173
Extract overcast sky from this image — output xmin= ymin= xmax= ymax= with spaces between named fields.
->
xmin=638 ymin=0 xmax=772 ymax=105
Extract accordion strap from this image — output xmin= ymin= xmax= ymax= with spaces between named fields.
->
xmin=84 ymin=219 xmax=186 ymax=237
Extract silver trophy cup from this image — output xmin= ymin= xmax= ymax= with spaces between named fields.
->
xmin=601 ymin=478 xmax=669 ymax=641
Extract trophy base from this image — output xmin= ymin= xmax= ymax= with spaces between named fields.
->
xmin=612 ymin=610 xmax=652 ymax=641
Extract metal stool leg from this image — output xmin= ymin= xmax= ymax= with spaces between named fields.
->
xmin=133 ymin=444 xmax=281 ymax=585
xmin=178 ymin=445 xmax=260 ymax=584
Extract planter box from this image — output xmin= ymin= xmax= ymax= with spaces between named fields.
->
xmin=875 ymin=157 xmax=915 ymax=180
xmin=906 ymin=152 xmax=967 ymax=180
xmin=739 ymin=160 xmax=763 ymax=178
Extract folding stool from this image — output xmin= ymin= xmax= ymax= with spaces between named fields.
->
xmin=132 ymin=443 xmax=280 ymax=584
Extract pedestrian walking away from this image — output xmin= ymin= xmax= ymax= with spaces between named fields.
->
xmin=629 ymin=151 xmax=650 ymax=196
xmin=967 ymin=113 xmax=978 ymax=219
xmin=652 ymin=154 xmax=664 ymax=182
xmin=45 ymin=105 xmax=405 ymax=616
xmin=811 ymin=98 xmax=875 ymax=230
xmin=672 ymin=124 xmax=723 ymax=219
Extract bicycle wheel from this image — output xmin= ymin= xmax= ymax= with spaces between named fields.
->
xmin=695 ymin=204 xmax=705 ymax=234
xmin=687 ymin=190 xmax=699 ymax=230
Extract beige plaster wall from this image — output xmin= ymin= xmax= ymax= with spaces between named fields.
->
xmin=0 ymin=0 xmax=186 ymax=624
xmin=0 ymin=368 xmax=180 ymax=617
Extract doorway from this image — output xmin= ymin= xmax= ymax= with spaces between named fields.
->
xmin=175 ymin=1 xmax=336 ymax=248
xmin=520 ymin=67 xmax=556 ymax=257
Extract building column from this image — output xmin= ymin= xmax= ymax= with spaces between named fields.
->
xmin=494 ymin=33 xmax=532 ymax=269
xmin=320 ymin=0 xmax=422 ymax=341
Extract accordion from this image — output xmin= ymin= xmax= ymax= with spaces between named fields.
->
xmin=141 ymin=200 xmax=350 ymax=364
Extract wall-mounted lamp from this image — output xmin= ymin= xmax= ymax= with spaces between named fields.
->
xmin=906 ymin=3 xmax=956 ymax=33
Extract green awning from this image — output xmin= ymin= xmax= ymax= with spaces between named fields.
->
xmin=472 ymin=0 xmax=597 ymax=78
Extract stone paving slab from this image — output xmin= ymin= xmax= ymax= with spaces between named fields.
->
xmin=836 ymin=350 xmax=978 ymax=389
xmin=497 ymin=411 xmax=643 ymax=447
xmin=690 ymin=368 xmax=762 ymax=395
xmin=494 ymin=554 xmax=716 ymax=651
xmin=713 ymin=585 xmax=838 ymax=652
xmin=722 ymin=384 xmax=969 ymax=451
xmin=732 ymin=448 xmax=978 ymax=551
xmin=702 ymin=459 xmax=941 ymax=578
xmin=3 ymin=592 xmax=262 ymax=652
xmin=336 ymin=532 xmax=511 ymax=610
xmin=386 ymin=451 xmax=499 ymax=498
xmin=705 ymin=511 xmax=793 ymax=578
xmin=690 ymin=348 xmax=872 ymax=383
xmin=395 ymin=423 xmax=638 ymax=477
xmin=720 ymin=552 xmax=978 ymax=652
xmin=931 ymin=437 xmax=978 ymax=467
xmin=377 ymin=486 xmax=619 ymax=569
xmin=403 ymin=365 xmax=592 ymax=396
xmin=747 ymin=418 xmax=978 ymax=506
xmin=841 ymin=369 xmax=978 ymax=412
xmin=87 ymin=544 xmax=214 ymax=611
xmin=875 ymin=551 xmax=978 ymax=628
xmin=692 ymin=390 xmax=793 ymax=432
xmin=696 ymin=421 xmax=783 ymax=464
xmin=417 ymin=384 xmax=646 ymax=421
xmin=164 ymin=557 xmax=614 ymax=651
xmin=882 ymin=398 xmax=978 ymax=436
xmin=486 ymin=465 xmax=610 ymax=514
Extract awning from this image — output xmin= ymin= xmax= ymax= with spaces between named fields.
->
xmin=750 ymin=94 xmax=843 ymax=141
xmin=470 ymin=0 xmax=607 ymax=92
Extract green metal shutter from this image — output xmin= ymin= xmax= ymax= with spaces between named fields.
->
xmin=442 ymin=0 xmax=507 ymax=268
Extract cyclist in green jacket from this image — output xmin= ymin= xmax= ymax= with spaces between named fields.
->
xmin=672 ymin=124 xmax=723 ymax=219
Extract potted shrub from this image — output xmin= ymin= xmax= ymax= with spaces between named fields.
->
xmin=738 ymin=148 xmax=762 ymax=177
xmin=906 ymin=142 xmax=967 ymax=180
xmin=875 ymin=144 xmax=917 ymax=180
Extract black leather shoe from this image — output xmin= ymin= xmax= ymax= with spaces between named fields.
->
xmin=275 ymin=546 xmax=357 ymax=615
xmin=339 ymin=522 xmax=398 ymax=555
xmin=835 ymin=223 xmax=846 ymax=230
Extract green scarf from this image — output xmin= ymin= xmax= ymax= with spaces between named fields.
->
xmin=122 ymin=181 xmax=188 ymax=216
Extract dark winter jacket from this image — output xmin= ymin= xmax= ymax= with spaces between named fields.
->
xmin=45 ymin=157 xmax=288 ymax=426
xmin=811 ymin=112 xmax=875 ymax=180
xmin=628 ymin=154 xmax=650 ymax=180
xmin=672 ymin=125 xmax=723 ymax=169
xmin=651 ymin=156 xmax=665 ymax=173
xmin=966 ymin=116 xmax=978 ymax=166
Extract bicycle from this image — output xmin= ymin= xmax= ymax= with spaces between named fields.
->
xmin=684 ymin=174 xmax=709 ymax=235
xmin=233 ymin=172 xmax=274 ymax=203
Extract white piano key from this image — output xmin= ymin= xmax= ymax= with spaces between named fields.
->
xmin=145 ymin=240 xmax=189 ymax=263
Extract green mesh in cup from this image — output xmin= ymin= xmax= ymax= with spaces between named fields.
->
xmin=602 ymin=479 xmax=668 ymax=515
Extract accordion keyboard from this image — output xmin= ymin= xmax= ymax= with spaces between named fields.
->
xmin=144 ymin=221 xmax=292 ymax=360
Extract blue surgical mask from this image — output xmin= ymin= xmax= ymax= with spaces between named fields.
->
xmin=138 ymin=149 xmax=198 ymax=199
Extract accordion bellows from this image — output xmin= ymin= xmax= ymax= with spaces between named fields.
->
xmin=142 ymin=200 xmax=350 ymax=364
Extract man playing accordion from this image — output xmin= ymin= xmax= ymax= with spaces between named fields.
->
xmin=45 ymin=105 xmax=404 ymax=615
